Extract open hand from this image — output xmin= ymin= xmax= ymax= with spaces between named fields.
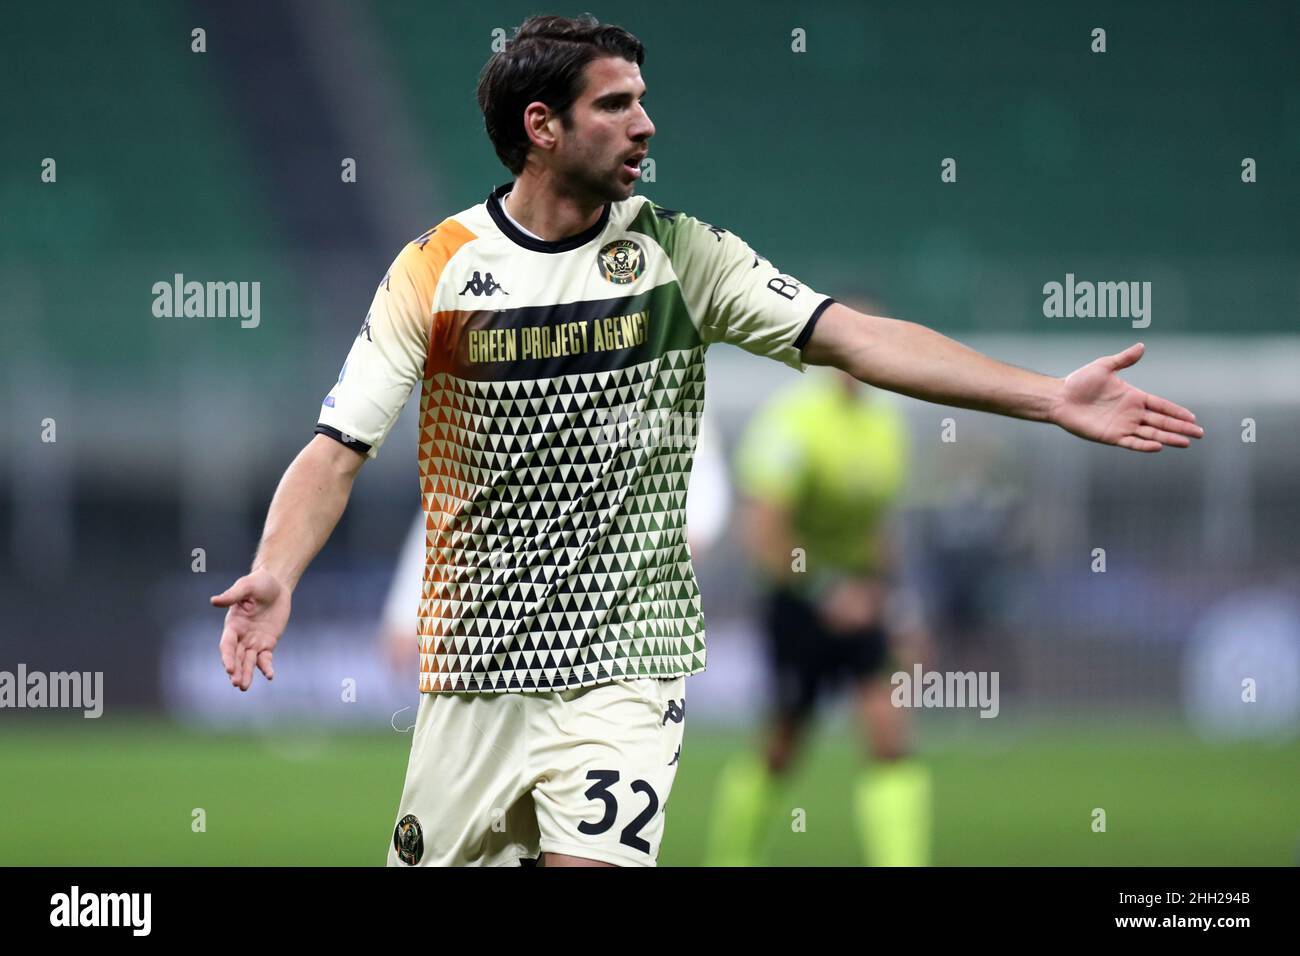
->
xmin=211 ymin=568 xmax=291 ymax=691
xmin=1051 ymin=343 xmax=1203 ymax=452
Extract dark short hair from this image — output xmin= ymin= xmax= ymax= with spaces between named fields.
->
xmin=476 ymin=14 xmax=645 ymax=176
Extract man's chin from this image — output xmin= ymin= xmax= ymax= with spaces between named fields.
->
xmin=562 ymin=170 xmax=634 ymax=206
xmin=598 ymin=175 xmax=636 ymax=203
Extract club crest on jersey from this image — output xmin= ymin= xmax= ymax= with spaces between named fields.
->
xmin=597 ymin=239 xmax=645 ymax=285
xmin=393 ymin=813 xmax=424 ymax=865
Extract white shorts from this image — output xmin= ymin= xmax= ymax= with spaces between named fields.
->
xmin=386 ymin=676 xmax=687 ymax=867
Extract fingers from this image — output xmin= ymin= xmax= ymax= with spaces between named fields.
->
xmin=232 ymin=644 xmax=249 ymax=690
xmin=1102 ymin=342 xmax=1145 ymax=372
xmin=1117 ymin=435 xmax=1162 ymax=453
xmin=220 ymin=629 xmax=273 ymax=690
xmin=1135 ymin=424 xmax=1190 ymax=447
xmin=1146 ymin=393 xmax=1200 ymax=427
xmin=216 ymin=584 xmax=250 ymax=686
xmin=239 ymin=646 xmax=257 ymax=692
xmin=1142 ymin=410 xmax=1203 ymax=439
xmin=210 ymin=578 xmax=249 ymax=608
xmin=1121 ymin=414 xmax=1201 ymax=451
xmin=219 ymin=625 xmax=238 ymax=677
xmin=256 ymin=650 xmax=275 ymax=682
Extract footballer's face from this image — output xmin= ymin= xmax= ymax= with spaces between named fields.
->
xmin=549 ymin=56 xmax=654 ymax=204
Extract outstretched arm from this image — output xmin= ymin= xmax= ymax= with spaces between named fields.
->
xmin=802 ymin=303 xmax=1203 ymax=452
xmin=210 ymin=434 xmax=366 ymax=691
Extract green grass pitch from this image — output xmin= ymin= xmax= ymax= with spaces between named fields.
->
xmin=1 ymin=721 xmax=1294 ymax=865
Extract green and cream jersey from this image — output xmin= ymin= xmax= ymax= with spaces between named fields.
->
xmin=317 ymin=182 xmax=836 ymax=693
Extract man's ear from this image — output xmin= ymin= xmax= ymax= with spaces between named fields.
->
xmin=523 ymin=102 xmax=558 ymax=151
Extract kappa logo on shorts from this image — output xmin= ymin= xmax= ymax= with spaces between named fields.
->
xmin=661 ymin=698 xmax=686 ymax=725
xmin=393 ymin=813 xmax=424 ymax=865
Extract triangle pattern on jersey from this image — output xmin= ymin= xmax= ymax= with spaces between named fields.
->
xmin=414 ymin=346 xmax=710 ymax=694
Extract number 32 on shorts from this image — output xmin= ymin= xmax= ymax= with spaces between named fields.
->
xmin=576 ymin=770 xmax=660 ymax=855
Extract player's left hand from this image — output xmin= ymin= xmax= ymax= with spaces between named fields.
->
xmin=1050 ymin=343 xmax=1204 ymax=452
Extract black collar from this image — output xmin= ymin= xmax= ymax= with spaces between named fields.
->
xmin=486 ymin=182 xmax=612 ymax=254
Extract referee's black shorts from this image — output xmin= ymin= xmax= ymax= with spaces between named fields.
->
xmin=764 ymin=586 xmax=892 ymax=723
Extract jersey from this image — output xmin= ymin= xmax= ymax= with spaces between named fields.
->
xmin=381 ymin=409 xmax=731 ymax=642
xmin=734 ymin=372 xmax=908 ymax=588
xmin=317 ymin=181 xmax=836 ymax=693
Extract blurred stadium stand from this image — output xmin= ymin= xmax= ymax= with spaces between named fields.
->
xmin=2 ymin=0 xmax=1297 ymax=736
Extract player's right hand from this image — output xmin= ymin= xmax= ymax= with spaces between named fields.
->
xmin=210 ymin=568 xmax=291 ymax=692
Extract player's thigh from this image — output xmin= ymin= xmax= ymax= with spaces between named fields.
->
xmin=388 ymin=690 xmax=538 ymax=866
xmin=529 ymin=676 xmax=686 ymax=867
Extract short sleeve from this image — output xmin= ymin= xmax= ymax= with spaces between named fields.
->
xmin=669 ymin=211 xmax=835 ymax=372
xmin=315 ymin=242 xmax=437 ymax=459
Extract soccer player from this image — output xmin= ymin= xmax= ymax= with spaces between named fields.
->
xmin=706 ymin=368 xmax=930 ymax=867
xmin=210 ymin=14 xmax=1202 ymax=868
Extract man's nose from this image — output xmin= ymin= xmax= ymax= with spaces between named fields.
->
xmin=632 ymin=105 xmax=655 ymax=141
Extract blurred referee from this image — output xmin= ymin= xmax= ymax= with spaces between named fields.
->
xmin=706 ymin=366 xmax=931 ymax=867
